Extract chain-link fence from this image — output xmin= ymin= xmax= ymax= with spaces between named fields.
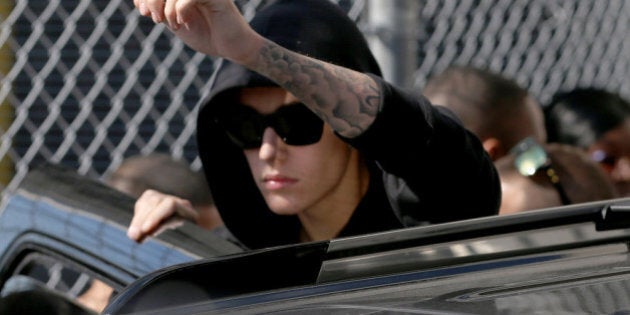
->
xmin=0 ymin=0 xmax=628 ymax=199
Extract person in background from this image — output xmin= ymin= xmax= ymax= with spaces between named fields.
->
xmin=422 ymin=66 xmax=617 ymax=212
xmin=74 ymin=153 xmax=229 ymax=313
xmin=496 ymin=142 xmax=617 ymax=215
xmin=423 ymin=65 xmax=546 ymax=161
xmin=127 ymin=0 xmax=501 ymax=249
xmin=106 ymin=153 xmax=223 ymax=231
xmin=545 ymin=88 xmax=630 ymax=197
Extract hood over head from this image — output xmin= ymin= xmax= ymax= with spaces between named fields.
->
xmin=196 ymin=0 xmax=382 ymax=249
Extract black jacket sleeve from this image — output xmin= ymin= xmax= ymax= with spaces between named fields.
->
xmin=342 ymin=75 xmax=501 ymax=224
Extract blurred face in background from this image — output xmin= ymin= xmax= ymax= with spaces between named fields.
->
xmin=588 ymin=118 xmax=630 ymax=197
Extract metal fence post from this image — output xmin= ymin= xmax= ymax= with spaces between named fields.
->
xmin=0 ymin=0 xmax=14 ymax=189
xmin=365 ymin=0 xmax=421 ymax=88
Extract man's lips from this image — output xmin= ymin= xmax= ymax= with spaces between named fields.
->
xmin=263 ymin=175 xmax=298 ymax=190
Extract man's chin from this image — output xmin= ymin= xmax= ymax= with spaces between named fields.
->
xmin=265 ymin=196 xmax=302 ymax=216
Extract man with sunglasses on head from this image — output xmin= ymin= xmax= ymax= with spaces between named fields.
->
xmin=496 ymin=141 xmax=617 ymax=215
xmin=127 ymin=0 xmax=501 ymax=249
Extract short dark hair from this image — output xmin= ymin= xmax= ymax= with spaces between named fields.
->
xmin=545 ymin=88 xmax=630 ymax=148
xmin=105 ymin=153 xmax=213 ymax=206
xmin=423 ymin=65 xmax=536 ymax=148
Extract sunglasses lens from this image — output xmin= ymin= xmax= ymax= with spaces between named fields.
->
xmin=215 ymin=105 xmax=264 ymax=149
xmin=272 ymin=105 xmax=324 ymax=146
xmin=215 ymin=103 xmax=324 ymax=149
xmin=511 ymin=137 xmax=548 ymax=176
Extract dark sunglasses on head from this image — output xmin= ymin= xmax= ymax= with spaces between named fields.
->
xmin=511 ymin=137 xmax=571 ymax=205
xmin=213 ymin=102 xmax=324 ymax=149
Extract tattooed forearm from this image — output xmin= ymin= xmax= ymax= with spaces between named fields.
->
xmin=250 ymin=39 xmax=382 ymax=138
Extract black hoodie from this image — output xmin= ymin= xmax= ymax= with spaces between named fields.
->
xmin=197 ymin=0 xmax=501 ymax=250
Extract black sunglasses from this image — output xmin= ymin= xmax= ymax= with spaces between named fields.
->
xmin=511 ymin=137 xmax=571 ymax=205
xmin=213 ymin=102 xmax=324 ymax=149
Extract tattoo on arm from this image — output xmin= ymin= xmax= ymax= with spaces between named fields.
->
xmin=251 ymin=40 xmax=382 ymax=138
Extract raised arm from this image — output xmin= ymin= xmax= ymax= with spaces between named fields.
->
xmin=250 ymin=40 xmax=381 ymax=137
xmin=136 ymin=0 xmax=381 ymax=137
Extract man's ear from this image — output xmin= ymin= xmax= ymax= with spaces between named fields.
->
xmin=482 ymin=137 xmax=505 ymax=161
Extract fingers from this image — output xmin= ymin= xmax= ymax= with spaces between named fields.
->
xmin=127 ymin=189 xmax=162 ymax=242
xmin=134 ymin=0 xmax=166 ymax=24
xmin=134 ymin=0 xmax=189 ymax=29
xmin=127 ymin=189 xmax=199 ymax=243
xmin=151 ymin=216 xmax=186 ymax=237
xmin=164 ymin=0 xmax=178 ymax=29
xmin=134 ymin=0 xmax=151 ymax=19
xmin=171 ymin=0 xmax=199 ymax=27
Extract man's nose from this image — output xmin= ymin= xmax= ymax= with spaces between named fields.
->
xmin=258 ymin=127 xmax=287 ymax=162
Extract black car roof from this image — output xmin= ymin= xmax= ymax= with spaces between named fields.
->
xmin=0 ymin=163 xmax=243 ymax=291
xmin=14 ymin=163 xmax=243 ymax=258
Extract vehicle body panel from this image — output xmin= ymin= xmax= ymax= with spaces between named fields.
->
xmin=3 ymin=165 xmax=630 ymax=314
xmin=0 ymin=164 xmax=242 ymax=312
xmin=105 ymin=198 xmax=630 ymax=314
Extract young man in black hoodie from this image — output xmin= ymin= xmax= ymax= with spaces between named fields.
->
xmin=128 ymin=0 xmax=501 ymax=249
